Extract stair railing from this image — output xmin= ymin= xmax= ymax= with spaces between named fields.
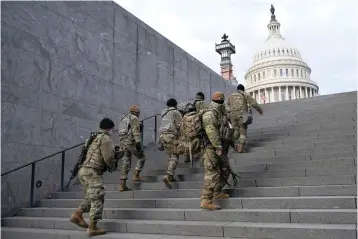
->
xmin=1 ymin=113 xmax=160 ymax=208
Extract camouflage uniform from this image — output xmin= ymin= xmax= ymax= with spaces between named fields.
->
xmin=118 ymin=106 xmax=146 ymax=191
xmin=71 ymin=131 xmax=116 ymax=236
xmin=200 ymin=93 xmax=231 ymax=210
xmin=226 ymin=90 xmax=262 ymax=152
xmin=159 ymin=106 xmax=187 ymax=188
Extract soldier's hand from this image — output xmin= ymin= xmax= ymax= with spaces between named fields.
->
xmin=215 ymin=147 xmax=223 ymax=156
xmin=135 ymin=142 xmax=142 ymax=151
xmin=258 ymin=109 xmax=264 ymax=115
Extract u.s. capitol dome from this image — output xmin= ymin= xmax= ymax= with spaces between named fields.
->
xmin=244 ymin=5 xmax=319 ymax=103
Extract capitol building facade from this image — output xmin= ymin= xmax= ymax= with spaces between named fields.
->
xmin=244 ymin=5 xmax=319 ymax=104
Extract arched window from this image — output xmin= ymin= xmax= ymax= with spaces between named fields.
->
xmin=280 ymin=69 xmax=283 ymax=77
xmin=278 ymin=49 xmax=280 ymax=54
xmin=286 ymin=69 xmax=289 ymax=76
xmin=300 ymin=70 xmax=303 ymax=78
xmin=263 ymin=71 xmax=266 ymax=79
xmin=274 ymin=69 xmax=277 ymax=77
xmin=296 ymin=69 xmax=299 ymax=77
xmin=291 ymin=69 xmax=294 ymax=77
xmin=258 ymin=73 xmax=261 ymax=80
xmin=273 ymin=49 xmax=275 ymax=55
xmin=254 ymin=74 xmax=256 ymax=82
xmin=304 ymin=71 xmax=307 ymax=79
xmin=268 ymin=70 xmax=271 ymax=77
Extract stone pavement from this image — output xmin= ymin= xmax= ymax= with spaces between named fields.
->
xmin=2 ymin=91 xmax=357 ymax=239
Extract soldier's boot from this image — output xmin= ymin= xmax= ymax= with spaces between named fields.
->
xmin=184 ymin=155 xmax=190 ymax=163
xmin=69 ymin=208 xmax=88 ymax=228
xmin=132 ymin=170 xmax=144 ymax=182
xmin=162 ymin=173 xmax=175 ymax=189
xmin=213 ymin=192 xmax=230 ymax=199
xmin=87 ymin=219 xmax=106 ymax=237
xmin=235 ymin=144 xmax=246 ymax=153
xmin=119 ymin=180 xmax=131 ymax=192
xmin=200 ymin=201 xmax=221 ymax=210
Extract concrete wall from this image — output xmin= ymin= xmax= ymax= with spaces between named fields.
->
xmin=1 ymin=1 xmax=235 ymax=215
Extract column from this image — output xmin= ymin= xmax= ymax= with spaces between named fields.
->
xmin=300 ymin=86 xmax=303 ymax=99
xmin=310 ymin=88 xmax=312 ymax=97
xmin=258 ymin=89 xmax=261 ymax=104
xmin=271 ymin=87 xmax=274 ymax=102
xmin=305 ymin=87 xmax=308 ymax=98
xmin=286 ymin=86 xmax=289 ymax=100
xmin=264 ymin=88 xmax=268 ymax=103
xmin=293 ymin=86 xmax=296 ymax=99
xmin=278 ymin=86 xmax=282 ymax=101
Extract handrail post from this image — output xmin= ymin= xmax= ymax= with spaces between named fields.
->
xmin=154 ymin=115 xmax=157 ymax=142
xmin=140 ymin=121 xmax=144 ymax=146
xmin=61 ymin=151 xmax=65 ymax=191
xmin=29 ymin=163 xmax=35 ymax=208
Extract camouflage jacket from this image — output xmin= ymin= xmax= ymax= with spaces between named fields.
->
xmin=226 ymin=90 xmax=262 ymax=115
xmin=202 ymin=101 xmax=226 ymax=149
xmin=159 ymin=107 xmax=182 ymax=136
xmin=82 ymin=132 xmax=116 ymax=172
xmin=118 ymin=113 xmax=141 ymax=143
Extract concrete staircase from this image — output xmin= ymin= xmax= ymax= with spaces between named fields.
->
xmin=2 ymin=91 xmax=357 ymax=239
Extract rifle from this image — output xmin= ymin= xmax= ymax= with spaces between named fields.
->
xmin=66 ymin=132 xmax=101 ymax=188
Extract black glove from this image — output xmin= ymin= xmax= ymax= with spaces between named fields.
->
xmin=139 ymin=123 xmax=143 ymax=133
xmin=135 ymin=142 xmax=142 ymax=151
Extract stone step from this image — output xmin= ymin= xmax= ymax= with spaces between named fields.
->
xmin=0 ymin=227 xmax=237 ymax=239
xmin=248 ymin=132 xmax=355 ymax=142
xmin=2 ymin=217 xmax=356 ymax=239
xmin=146 ymin=158 xmax=356 ymax=176
xmin=81 ymin=175 xmax=358 ymax=191
xmin=18 ymin=207 xmax=357 ymax=224
xmin=247 ymin=123 xmax=356 ymax=137
xmin=38 ymin=196 xmax=357 ymax=209
xmin=58 ymin=185 xmax=357 ymax=199
xmin=231 ymin=144 xmax=356 ymax=158
xmin=248 ymin=139 xmax=357 ymax=152
xmin=103 ymin=167 xmax=357 ymax=185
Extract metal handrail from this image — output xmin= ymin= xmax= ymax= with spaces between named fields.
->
xmin=1 ymin=113 xmax=160 ymax=208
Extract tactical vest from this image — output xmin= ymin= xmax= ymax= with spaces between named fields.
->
xmin=228 ymin=91 xmax=248 ymax=112
xmin=82 ymin=133 xmax=107 ymax=172
xmin=118 ymin=114 xmax=133 ymax=136
xmin=159 ymin=108 xmax=177 ymax=135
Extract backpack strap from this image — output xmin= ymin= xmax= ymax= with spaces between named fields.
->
xmin=161 ymin=109 xmax=176 ymax=119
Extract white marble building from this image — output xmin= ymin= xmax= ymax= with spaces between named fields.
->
xmin=244 ymin=5 xmax=319 ymax=104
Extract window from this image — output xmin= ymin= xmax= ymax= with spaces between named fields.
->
xmin=268 ymin=70 xmax=271 ymax=77
xmin=291 ymin=69 xmax=294 ymax=77
xmin=286 ymin=69 xmax=289 ymax=76
xmin=263 ymin=71 xmax=266 ymax=79
xmin=254 ymin=74 xmax=256 ymax=82
xmin=280 ymin=69 xmax=283 ymax=77
xmin=278 ymin=49 xmax=280 ymax=54
xmin=258 ymin=73 xmax=261 ymax=80
xmin=296 ymin=69 xmax=299 ymax=77
xmin=304 ymin=71 xmax=307 ymax=79
xmin=274 ymin=69 xmax=277 ymax=77
xmin=300 ymin=70 xmax=303 ymax=78
xmin=273 ymin=49 xmax=275 ymax=55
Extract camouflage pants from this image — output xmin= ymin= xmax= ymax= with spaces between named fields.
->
xmin=160 ymin=133 xmax=187 ymax=176
xmin=120 ymin=139 xmax=146 ymax=180
xmin=229 ymin=114 xmax=248 ymax=146
xmin=78 ymin=167 xmax=105 ymax=221
xmin=200 ymin=147 xmax=230 ymax=203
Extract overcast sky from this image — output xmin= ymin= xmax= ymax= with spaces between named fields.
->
xmin=114 ymin=0 xmax=357 ymax=95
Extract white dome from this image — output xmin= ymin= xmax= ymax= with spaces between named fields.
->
xmin=244 ymin=6 xmax=319 ymax=104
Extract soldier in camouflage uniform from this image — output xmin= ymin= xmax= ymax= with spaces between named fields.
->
xmin=183 ymin=92 xmax=209 ymax=163
xmin=159 ymin=98 xmax=187 ymax=189
xmin=70 ymin=118 xmax=117 ymax=237
xmin=226 ymin=84 xmax=263 ymax=153
xmin=200 ymin=92 xmax=232 ymax=210
xmin=118 ymin=105 xmax=146 ymax=192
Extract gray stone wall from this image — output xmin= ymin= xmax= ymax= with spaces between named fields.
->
xmin=1 ymin=1 xmax=235 ymax=215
